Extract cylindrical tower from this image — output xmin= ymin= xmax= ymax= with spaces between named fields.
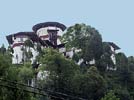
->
xmin=32 ymin=22 xmax=66 ymax=46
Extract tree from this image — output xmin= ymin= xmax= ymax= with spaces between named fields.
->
xmin=72 ymin=66 xmax=106 ymax=100
xmin=22 ymin=39 xmax=34 ymax=62
xmin=0 ymin=44 xmax=6 ymax=55
xmin=0 ymin=53 xmax=11 ymax=77
xmin=18 ymin=63 xmax=34 ymax=85
xmin=7 ymin=45 xmax=14 ymax=53
xmin=61 ymin=23 xmax=103 ymax=67
xmin=115 ymin=53 xmax=131 ymax=87
xmin=37 ymin=48 xmax=106 ymax=100
xmin=128 ymin=56 xmax=134 ymax=72
xmin=114 ymin=87 xmax=131 ymax=100
xmin=38 ymin=48 xmax=79 ymax=94
xmin=127 ymin=56 xmax=134 ymax=99
xmin=96 ymin=42 xmax=114 ymax=73
xmin=116 ymin=52 xmax=128 ymax=70
xmin=101 ymin=90 xmax=120 ymax=100
xmin=0 ymin=48 xmax=39 ymax=100
xmin=24 ymin=39 xmax=34 ymax=49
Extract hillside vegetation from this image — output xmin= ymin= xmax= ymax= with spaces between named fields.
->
xmin=0 ymin=23 xmax=134 ymax=100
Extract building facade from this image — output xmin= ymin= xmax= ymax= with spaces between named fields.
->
xmin=6 ymin=22 xmax=120 ymax=67
xmin=6 ymin=22 xmax=66 ymax=64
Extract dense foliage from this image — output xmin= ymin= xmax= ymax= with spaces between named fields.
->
xmin=0 ymin=23 xmax=134 ymax=100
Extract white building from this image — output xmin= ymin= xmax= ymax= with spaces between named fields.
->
xmin=106 ymin=42 xmax=120 ymax=70
xmin=6 ymin=22 xmax=66 ymax=64
xmin=6 ymin=22 xmax=120 ymax=67
xmin=6 ymin=32 xmax=39 ymax=64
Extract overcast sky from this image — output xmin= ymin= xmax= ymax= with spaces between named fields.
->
xmin=0 ymin=0 xmax=134 ymax=56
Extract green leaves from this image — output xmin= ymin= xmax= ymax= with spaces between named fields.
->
xmin=24 ymin=39 xmax=34 ymax=48
xmin=18 ymin=63 xmax=34 ymax=84
xmin=2 ymin=22 xmax=134 ymax=100
xmin=61 ymin=23 xmax=103 ymax=66
xmin=72 ymin=66 xmax=106 ymax=100
xmin=37 ymin=48 xmax=106 ymax=99
xmin=101 ymin=90 xmax=120 ymax=100
xmin=38 ymin=48 xmax=79 ymax=92
xmin=0 ymin=44 xmax=6 ymax=55
xmin=0 ymin=53 xmax=11 ymax=77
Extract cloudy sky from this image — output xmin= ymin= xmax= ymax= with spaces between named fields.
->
xmin=0 ymin=0 xmax=134 ymax=56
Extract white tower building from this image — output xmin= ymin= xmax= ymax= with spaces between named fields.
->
xmin=6 ymin=32 xmax=40 ymax=64
xmin=6 ymin=22 xmax=66 ymax=64
xmin=32 ymin=22 xmax=66 ymax=46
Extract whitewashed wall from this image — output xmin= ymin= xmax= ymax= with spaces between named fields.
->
xmin=110 ymin=46 xmax=116 ymax=65
xmin=36 ymin=27 xmax=63 ymax=37
xmin=12 ymin=36 xmax=38 ymax=64
xmin=36 ymin=27 xmax=63 ymax=45
xmin=12 ymin=46 xmax=23 ymax=64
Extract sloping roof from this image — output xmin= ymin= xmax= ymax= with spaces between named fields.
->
xmin=6 ymin=32 xmax=37 ymax=44
xmin=32 ymin=22 xmax=66 ymax=32
xmin=107 ymin=42 xmax=120 ymax=50
xmin=6 ymin=34 xmax=13 ymax=44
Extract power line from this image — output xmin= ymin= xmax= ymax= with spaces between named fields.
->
xmin=0 ymin=84 xmax=65 ymax=100
xmin=0 ymin=78 xmax=86 ymax=100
